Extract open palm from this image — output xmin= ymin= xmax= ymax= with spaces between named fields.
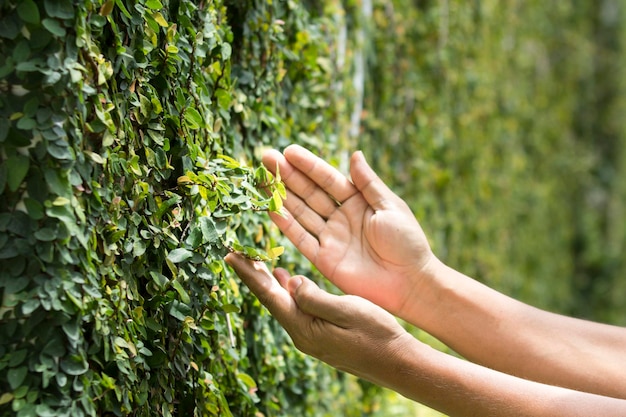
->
xmin=263 ymin=145 xmax=434 ymax=315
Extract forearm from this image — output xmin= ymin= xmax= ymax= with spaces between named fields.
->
xmin=382 ymin=336 xmax=626 ymax=417
xmin=403 ymin=258 xmax=626 ymax=398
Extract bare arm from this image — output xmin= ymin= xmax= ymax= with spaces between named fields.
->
xmin=411 ymin=259 xmax=626 ymax=399
xmin=261 ymin=144 xmax=626 ymax=399
xmin=225 ymin=254 xmax=626 ymax=416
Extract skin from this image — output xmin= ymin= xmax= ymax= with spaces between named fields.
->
xmin=224 ymin=144 xmax=626 ymax=415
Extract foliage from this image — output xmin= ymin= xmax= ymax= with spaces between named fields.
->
xmin=0 ymin=0 xmax=368 ymax=416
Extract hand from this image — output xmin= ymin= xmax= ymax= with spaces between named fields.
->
xmin=262 ymin=145 xmax=436 ymax=318
xmin=224 ymin=253 xmax=412 ymax=383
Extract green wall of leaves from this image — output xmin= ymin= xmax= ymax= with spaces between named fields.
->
xmin=0 ymin=0 xmax=366 ymax=416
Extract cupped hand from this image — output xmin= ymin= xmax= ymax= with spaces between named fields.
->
xmin=224 ymin=253 xmax=413 ymax=383
xmin=262 ymin=145 xmax=436 ymax=318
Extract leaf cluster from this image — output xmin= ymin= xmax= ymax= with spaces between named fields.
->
xmin=0 ymin=1 xmax=369 ymax=416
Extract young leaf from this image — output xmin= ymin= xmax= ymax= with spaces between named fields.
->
xmin=167 ymin=248 xmax=193 ymax=263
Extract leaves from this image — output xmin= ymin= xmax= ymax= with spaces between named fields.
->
xmin=0 ymin=1 xmax=365 ymax=416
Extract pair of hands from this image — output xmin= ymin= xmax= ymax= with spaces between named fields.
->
xmin=225 ymin=145 xmax=435 ymax=376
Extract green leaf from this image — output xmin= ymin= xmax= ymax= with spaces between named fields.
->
xmin=269 ymin=188 xmax=283 ymax=212
xmin=60 ymin=356 xmax=88 ymax=376
xmin=44 ymin=0 xmax=75 ymax=19
xmin=8 ymin=349 xmax=28 ymax=367
xmin=150 ymin=271 xmax=169 ymax=289
xmin=221 ymin=43 xmax=232 ymax=61
xmin=200 ymin=217 xmax=219 ymax=244
xmin=24 ymin=198 xmax=44 ymax=220
xmin=152 ymin=12 xmax=168 ymax=27
xmin=221 ymin=304 xmax=239 ymax=314
xmin=34 ymin=404 xmax=56 ymax=417
xmin=183 ymin=107 xmax=203 ymax=130
xmin=114 ymin=0 xmax=131 ymax=18
xmin=6 ymin=154 xmax=30 ymax=192
xmin=17 ymin=0 xmax=40 ymax=25
xmin=7 ymin=366 xmax=28 ymax=389
xmin=99 ymin=0 xmax=115 ymax=16
xmin=0 ymin=393 xmax=13 ymax=406
xmin=145 ymin=0 xmax=163 ymax=9
xmin=167 ymin=248 xmax=193 ymax=263
xmin=237 ymin=372 xmax=257 ymax=389
xmin=171 ymin=280 xmax=190 ymax=303
xmin=267 ymin=246 xmax=284 ymax=259
xmin=34 ymin=228 xmax=57 ymax=241
xmin=41 ymin=18 xmax=66 ymax=37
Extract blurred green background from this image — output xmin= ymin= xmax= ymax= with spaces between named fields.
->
xmin=341 ymin=0 xmax=626 ymax=325
xmin=326 ymin=2 xmax=626 ymax=414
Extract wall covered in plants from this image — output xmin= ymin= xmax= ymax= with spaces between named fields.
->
xmin=0 ymin=0 xmax=366 ymax=416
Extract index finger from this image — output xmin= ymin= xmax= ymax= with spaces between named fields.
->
xmin=265 ymin=145 xmax=358 ymax=205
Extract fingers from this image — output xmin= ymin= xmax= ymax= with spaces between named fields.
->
xmin=289 ymin=276 xmax=357 ymax=328
xmin=263 ymin=145 xmax=358 ymax=210
xmin=268 ymin=208 xmax=320 ymax=264
xmin=224 ymin=253 xmax=300 ymax=326
xmin=349 ymin=150 xmax=397 ymax=211
xmin=226 ymin=252 xmax=349 ymax=327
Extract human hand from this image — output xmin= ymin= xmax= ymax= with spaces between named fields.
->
xmin=224 ymin=252 xmax=413 ymax=383
xmin=262 ymin=145 xmax=437 ymax=318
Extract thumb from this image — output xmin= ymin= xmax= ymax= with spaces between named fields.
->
xmin=349 ymin=151 xmax=397 ymax=211
xmin=289 ymin=277 xmax=354 ymax=328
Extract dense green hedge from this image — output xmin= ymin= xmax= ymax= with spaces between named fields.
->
xmin=0 ymin=1 xmax=369 ymax=416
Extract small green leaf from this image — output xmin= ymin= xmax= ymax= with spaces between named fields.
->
xmin=183 ymin=107 xmax=203 ymax=130
xmin=221 ymin=43 xmax=232 ymax=61
xmin=167 ymin=248 xmax=193 ymax=263
xmin=145 ymin=0 xmax=163 ymax=9
xmin=237 ymin=372 xmax=257 ymax=389
xmin=113 ymin=0 xmax=131 ymax=18
xmin=41 ymin=18 xmax=66 ymax=37
xmin=222 ymin=304 xmax=240 ymax=314
xmin=152 ymin=12 xmax=168 ymax=27
xmin=200 ymin=217 xmax=219 ymax=243
xmin=85 ymin=151 xmax=105 ymax=164
xmin=267 ymin=246 xmax=284 ymax=259
xmin=7 ymin=366 xmax=28 ymax=389
xmin=0 ymin=393 xmax=13 ymax=406
xmin=171 ymin=280 xmax=190 ymax=303
xmin=24 ymin=198 xmax=44 ymax=220
xmin=150 ymin=271 xmax=169 ymax=289
xmin=6 ymin=154 xmax=30 ymax=192
xmin=60 ymin=356 xmax=88 ymax=376
xmin=34 ymin=228 xmax=57 ymax=241
xmin=17 ymin=0 xmax=40 ymax=25
xmin=44 ymin=0 xmax=75 ymax=19
xmin=99 ymin=0 xmax=115 ymax=16
xmin=269 ymin=188 xmax=284 ymax=212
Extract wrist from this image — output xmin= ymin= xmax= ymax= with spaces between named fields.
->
xmin=396 ymin=254 xmax=452 ymax=330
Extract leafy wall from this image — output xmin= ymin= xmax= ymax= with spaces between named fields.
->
xmin=0 ymin=1 xmax=367 ymax=416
